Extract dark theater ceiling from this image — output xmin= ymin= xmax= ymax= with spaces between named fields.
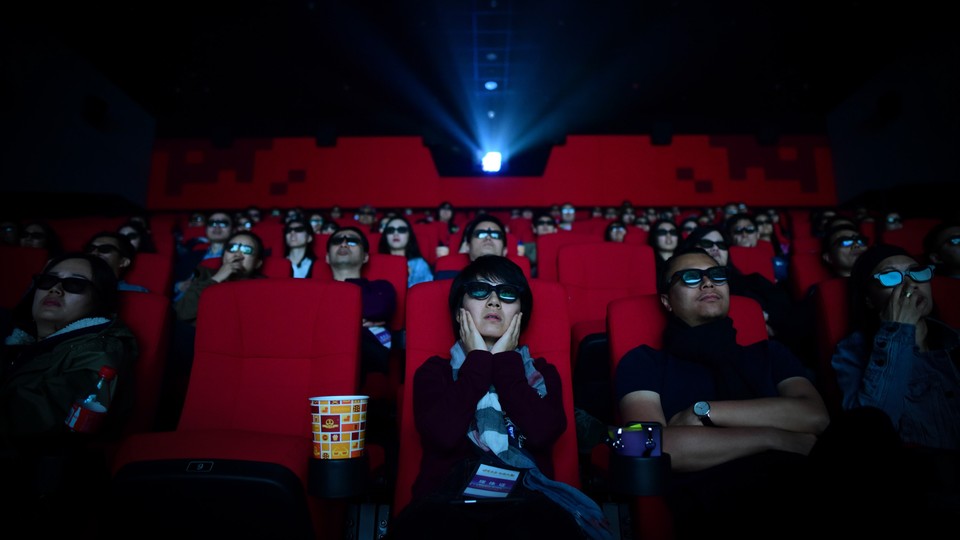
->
xmin=5 ymin=1 xmax=954 ymax=144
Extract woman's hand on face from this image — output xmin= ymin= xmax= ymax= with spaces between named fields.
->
xmin=490 ymin=311 xmax=521 ymax=355
xmin=459 ymin=308 xmax=488 ymax=354
xmin=212 ymin=255 xmax=240 ymax=282
xmin=882 ymin=282 xmax=924 ymax=325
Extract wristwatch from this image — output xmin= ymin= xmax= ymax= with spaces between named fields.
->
xmin=693 ymin=401 xmax=715 ymax=427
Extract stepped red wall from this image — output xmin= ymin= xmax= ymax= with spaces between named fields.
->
xmin=146 ymin=134 xmax=837 ymax=210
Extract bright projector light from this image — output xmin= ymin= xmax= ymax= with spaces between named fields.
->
xmin=481 ymin=152 xmax=502 ymax=173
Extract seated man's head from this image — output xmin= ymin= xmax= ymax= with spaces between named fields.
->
xmin=222 ymin=231 xmax=265 ymax=278
xmin=821 ymin=224 xmax=868 ymax=277
xmin=560 ymin=202 xmax=577 ymax=224
xmin=462 ymin=214 xmax=507 ymax=261
xmin=449 ymin=255 xmax=533 ymax=346
xmin=531 ymin=211 xmax=557 ymax=237
xmin=205 ymin=211 xmax=233 ymax=245
xmin=86 ymin=232 xmax=137 ymax=280
xmin=659 ymin=248 xmax=730 ymax=328
xmin=725 ymin=213 xmax=759 ymax=248
xmin=325 ymin=226 xmax=369 ymax=275
xmin=923 ymin=221 xmax=960 ymax=277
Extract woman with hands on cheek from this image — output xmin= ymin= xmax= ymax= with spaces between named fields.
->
xmin=388 ymin=255 xmax=609 ymax=540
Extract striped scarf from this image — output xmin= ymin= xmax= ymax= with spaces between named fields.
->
xmin=449 ymin=342 xmax=612 ymax=540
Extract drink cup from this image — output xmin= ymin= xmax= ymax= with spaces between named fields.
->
xmin=309 ymin=395 xmax=368 ymax=460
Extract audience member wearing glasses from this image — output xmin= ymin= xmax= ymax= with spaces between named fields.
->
xmin=85 ymin=232 xmax=149 ymax=292
xmin=1 ymin=253 xmax=138 ymax=532
xmin=388 ymin=255 xmax=608 ymax=540
xmin=820 ymin=223 xmax=869 ymax=280
xmin=282 ymin=218 xmax=318 ymax=278
xmin=1 ymin=220 xmax=20 ymax=246
xmin=378 ymin=216 xmax=433 ymax=288
xmin=831 ymin=244 xmax=959 ymax=527
xmin=435 ymin=213 xmax=510 ymax=281
xmin=923 ymin=220 xmax=960 ymax=278
xmin=18 ymin=220 xmax=63 ymax=258
xmin=681 ymin=225 xmax=812 ymax=366
xmin=603 ymin=220 xmax=628 ymax=243
xmin=615 ymin=247 xmax=925 ymax=538
xmin=647 ymin=218 xmax=681 ymax=277
xmin=172 ymin=210 xmax=235 ymax=301
xmin=724 ymin=213 xmax=761 ymax=248
xmin=117 ymin=219 xmax=157 ymax=254
xmin=325 ymin=227 xmax=397 ymax=380
xmin=524 ymin=210 xmax=557 ymax=278
xmin=174 ymin=231 xmax=266 ymax=325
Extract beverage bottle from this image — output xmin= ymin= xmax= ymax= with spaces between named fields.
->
xmin=65 ymin=365 xmax=117 ymax=433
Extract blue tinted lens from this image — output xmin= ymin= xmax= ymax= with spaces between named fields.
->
xmin=464 ymin=282 xmax=521 ymax=303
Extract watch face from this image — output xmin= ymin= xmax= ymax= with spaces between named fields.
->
xmin=694 ymin=401 xmax=709 ymax=416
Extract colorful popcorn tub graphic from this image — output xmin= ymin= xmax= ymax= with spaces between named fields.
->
xmin=309 ymin=395 xmax=368 ymax=459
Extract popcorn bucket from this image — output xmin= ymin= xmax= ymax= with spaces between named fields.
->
xmin=309 ymin=395 xmax=368 ymax=460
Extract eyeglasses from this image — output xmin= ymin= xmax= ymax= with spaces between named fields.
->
xmin=331 ymin=235 xmax=361 ymax=247
xmin=86 ymin=244 xmax=121 ymax=255
xmin=384 ymin=226 xmax=409 ymax=235
xmin=697 ymin=239 xmax=728 ymax=250
xmin=33 ymin=273 xmax=93 ymax=294
xmin=23 ymin=232 xmax=47 ymax=240
xmin=754 ymin=218 xmax=770 ymax=225
xmin=473 ymin=229 xmax=504 ymax=240
xmin=561 ymin=208 xmax=576 ymax=214
xmin=208 ymin=220 xmax=230 ymax=228
xmin=3 ymin=225 xmax=17 ymax=233
xmin=227 ymin=243 xmax=255 ymax=255
xmin=535 ymin=220 xmax=554 ymax=227
xmin=463 ymin=281 xmax=522 ymax=303
xmin=872 ymin=265 xmax=934 ymax=287
xmin=733 ymin=227 xmax=757 ymax=235
xmin=121 ymin=232 xmax=140 ymax=240
xmin=286 ymin=226 xmax=309 ymax=234
xmin=669 ymin=266 xmax=729 ymax=288
xmin=654 ymin=229 xmax=679 ymax=237
xmin=610 ymin=225 xmax=626 ymax=232
xmin=945 ymin=235 xmax=960 ymax=246
xmin=886 ymin=216 xmax=902 ymax=224
xmin=309 ymin=219 xmax=322 ymax=225
xmin=833 ymin=235 xmax=868 ymax=248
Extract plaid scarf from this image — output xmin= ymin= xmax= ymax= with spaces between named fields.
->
xmin=450 ymin=342 xmax=612 ymax=540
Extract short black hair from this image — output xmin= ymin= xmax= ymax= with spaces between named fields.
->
xmin=87 ymin=231 xmax=136 ymax=260
xmin=448 ymin=255 xmax=533 ymax=338
xmin=460 ymin=213 xmax=506 ymax=248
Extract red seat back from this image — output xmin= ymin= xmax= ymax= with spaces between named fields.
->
xmin=411 ymin=222 xmax=440 ymax=268
xmin=123 ymin=252 xmax=173 ymax=294
xmin=787 ymin=251 xmax=833 ymax=301
xmin=811 ymin=277 xmax=850 ymax=416
xmin=393 ymin=279 xmax=578 ymax=515
xmin=535 ymin=232 xmax=600 ymax=282
xmin=312 ymin=253 xmax=407 ymax=331
xmin=261 ymin=256 xmax=293 ymax=278
xmin=117 ymin=291 xmax=172 ymax=434
xmin=933 ymin=275 xmax=960 ymax=328
xmin=0 ymin=245 xmax=49 ymax=309
xmin=180 ymin=279 xmax=362 ymax=434
xmin=880 ymin=218 xmax=940 ymax=258
xmin=434 ymin=253 xmax=531 ymax=280
xmin=729 ymin=244 xmax=776 ymax=283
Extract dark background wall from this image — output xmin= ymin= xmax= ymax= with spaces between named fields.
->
xmin=1 ymin=27 xmax=956 ymax=218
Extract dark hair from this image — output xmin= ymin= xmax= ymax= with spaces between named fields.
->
xmin=282 ymin=219 xmax=318 ymax=261
xmin=821 ymin=223 xmax=861 ymax=254
xmin=723 ymin=213 xmax=757 ymax=237
xmin=459 ymin=213 xmax=506 ymax=248
xmin=320 ymin=221 xmax=340 ymax=235
xmin=326 ymin=226 xmax=369 ymax=253
xmin=531 ymin=210 xmax=555 ymax=227
xmin=206 ymin=210 xmax=233 ymax=224
xmin=377 ymin=215 xmax=424 ymax=260
xmin=448 ymin=255 xmax=533 ymax=338
xmin=117 ymin=219 xmax=157 ymax=253
xmin=87 ymin=231 xmax=137 ymax=260
xmin=679 ymin=225 xmax=744 ymax=276
xmin=11 ymin=253 xmax=120 ymax=334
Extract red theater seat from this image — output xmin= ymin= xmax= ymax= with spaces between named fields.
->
xmin=601 ymin=293 xmax=767 ymax=540
xmin=787 ymin=251 xmax=833 ymax=301
xmin=0 ymin=245 xmax=49 ymax=309
xmin=729 ymin=243 xmax=776 ymax=283
xmin=116 ymin=291 xmax=172 ymax=435
xmin=433 ymin=252 xmax=532 ymax=279
xmin=123 ymin=251 xmax=173 ymax=294
xmin=933 ymin=275 xmax=960 ymax=328
xmin=810 ymin=277 xmax=850 ymax=417
xmin=535 ymin=232 xmax=600 ymax=282
xmin=109 ymin=280 xmax=366 ymax=539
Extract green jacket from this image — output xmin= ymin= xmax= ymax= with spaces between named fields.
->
xmin=1 ymin=317 xmax=139 ymax=453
